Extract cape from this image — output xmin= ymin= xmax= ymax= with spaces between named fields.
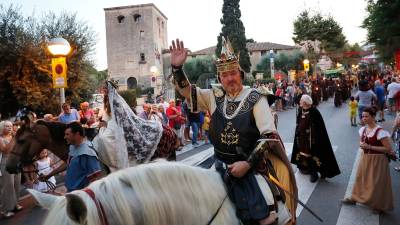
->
xmin=291 ymin=107 xmax=341 ymax=178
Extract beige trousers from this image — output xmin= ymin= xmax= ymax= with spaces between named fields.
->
xmin=0 ymin=156 xmax=21 ymax=212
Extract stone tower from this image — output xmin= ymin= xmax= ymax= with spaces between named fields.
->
xmin=104 ymin=4 xmax=168 ymax=93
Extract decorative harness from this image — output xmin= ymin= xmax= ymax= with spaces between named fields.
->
xmin=82 ymin=185 xmax=226 ymax=225
xmin=83 ymin=188 xmax=109 ymax=225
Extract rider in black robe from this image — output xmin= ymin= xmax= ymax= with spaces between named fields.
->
xmin=291 ymin=95 xmax=341 ymax=182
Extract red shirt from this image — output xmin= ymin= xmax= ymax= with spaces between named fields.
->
xmin=166 ymin=106 xmax=178 ymax=128
xmin=79 ymin=109 xmax=95 ymax=126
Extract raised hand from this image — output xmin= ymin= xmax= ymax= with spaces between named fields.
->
xmin=169 ymin=38 xmax=187 ymax=67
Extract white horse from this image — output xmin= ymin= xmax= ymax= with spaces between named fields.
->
xmin=29 ymin=162 xmax=290 ymax=225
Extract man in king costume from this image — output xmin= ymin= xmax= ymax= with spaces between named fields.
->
xmin=169 ymin=38 xmax=297 ymax=225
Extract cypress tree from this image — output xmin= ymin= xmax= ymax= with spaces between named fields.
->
xmin=216 ymin=0 xmax=251 ymax=73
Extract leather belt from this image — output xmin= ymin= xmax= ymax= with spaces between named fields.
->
xmin=363 ymin=149 xmax=384 ymax=154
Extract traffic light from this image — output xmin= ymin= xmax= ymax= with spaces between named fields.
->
xmin=52 ymin=57 xmax=67 ymax=88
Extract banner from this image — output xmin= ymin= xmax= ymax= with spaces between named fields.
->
xmin=52 ymin=57 xmax=67 ymax=88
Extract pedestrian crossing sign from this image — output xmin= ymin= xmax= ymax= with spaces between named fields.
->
xmin=52 ymin=57 xmax=67 ymax=88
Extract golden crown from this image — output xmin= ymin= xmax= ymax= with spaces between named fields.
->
xmin=216 ymin=37 xmax=240 ymax=73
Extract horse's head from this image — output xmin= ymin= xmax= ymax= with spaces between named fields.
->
xmin=28 ymin=189 xmax=93 ymax=225
xmin=6 ymin=122 xmax=52 ymax=174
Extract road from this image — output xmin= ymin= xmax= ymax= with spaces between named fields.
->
xmin=1 ymin=97 xmax=400 ymax=225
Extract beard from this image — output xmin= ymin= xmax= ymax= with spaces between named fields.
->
xmin=224 ymin=82 xmax=242 ymax=95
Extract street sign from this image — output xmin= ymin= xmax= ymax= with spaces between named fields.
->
xmin=52 ymin=57 xmax=67 ymax=88
xmin=150 ymin=76 xmax=156 ymax=87
xmin=304 ymin=63 xmax=310 ymax=72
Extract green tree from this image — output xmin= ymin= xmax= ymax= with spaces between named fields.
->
xmin=256 ymin=50 xmax=305 ymax=76
xmin=196 ymin=73 xmax=216 ymax=89
xmin=362 ymin=0 xmax=400 ymax=63
xmin=118 ymin=89 xmax=137 ymax=107
xmin=216 ymin=0 xmax=251 ymax=73
xmin=293 ymin=10 xmax=347 ymax=52
xmin=0 ymin=4 xmax=97 ymax=116
xmin=183 ymin=56 xmax=216 ymax=83
xmin=88 ymin=68 xmax=108 ymax=92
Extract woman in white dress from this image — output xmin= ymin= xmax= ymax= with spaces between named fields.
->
xmin=33 ymin=149 xmax=56 ymax=192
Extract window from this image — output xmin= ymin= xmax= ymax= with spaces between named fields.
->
xmin=260 ymin=50 xmax=267 ymax=56
xmin=117 ymin=15 xmax=125 ymax=23
xmin=133 ymin=14 xmax=142 ymax=23
xmin=139 ymin=53 xmax=146 ymax=64
xmin=140 ymin=30 xmax=144 ymax=38
xmin=157 ymin=17 xmax=161 ymax=38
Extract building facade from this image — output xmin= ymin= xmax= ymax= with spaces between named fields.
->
xmin=104 ymin=4 xmax=168 ymax=93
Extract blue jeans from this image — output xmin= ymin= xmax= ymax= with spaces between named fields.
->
xmin=190 ymin=121 xmax=199 ymax=144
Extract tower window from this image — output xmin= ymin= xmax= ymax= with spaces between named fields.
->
xmin=133 ymin=14 xmax=142 ymax=23
xmin=139 ymin=53 xmax=146 ymax=63
xmin=117 ymin=15 xmax=125 ymax=23
xmin=140 ymin=30 xmax=144 ymax=38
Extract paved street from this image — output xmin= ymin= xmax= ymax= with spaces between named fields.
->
xmin=1 ymin=97 xmax=400 ymax=225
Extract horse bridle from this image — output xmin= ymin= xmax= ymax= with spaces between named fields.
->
xmin=81 ymin=185 xmax=228 ymax=225
xmin=10 ymin=149 xmax=38 ymax=164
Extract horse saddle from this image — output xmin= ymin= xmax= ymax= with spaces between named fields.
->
xmin=215 ymin=160 xmax=274 ymax=224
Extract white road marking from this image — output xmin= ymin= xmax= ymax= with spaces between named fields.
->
xmin=335 ymin=149 xmax=379 ymax=225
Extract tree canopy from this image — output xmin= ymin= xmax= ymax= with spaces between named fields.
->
xmin=216 ymin=0 xmax=251 ymax=73
xmin=256 ymin=50 xmax=305 ymax=76
xmin=362 ymin=0 xmax=400 ymax=63
xmin=292 ymin=10 xmax=347 ymax=52
xmin=0 ymin=4 xmax=100 ymax=117
xmin=183 ymin=56 xmax=216 ymax=84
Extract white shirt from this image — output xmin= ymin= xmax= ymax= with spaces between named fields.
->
xmin=359 ymin=126 xmax=390 ymax=140
xmin=194 ymin=86 xmax=276 ymax=134
xmin=387 ymin=82 xmax=400 ymax=98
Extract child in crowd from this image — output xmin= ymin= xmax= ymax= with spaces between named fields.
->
xmin=349 ymin=96 xmax=358 ymax=126
xmin=33 ymin=149 xmax=56 ymax=192
xmin=202 ymin=111 xmax=211 ymax=144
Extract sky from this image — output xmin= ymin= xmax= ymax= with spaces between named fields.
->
xmin=2 ymin=0 xmax=368 ymax=70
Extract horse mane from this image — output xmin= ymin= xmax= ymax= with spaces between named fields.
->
xmin=43 ymin=162 xmax=239 ymax=225
xmin=35 ymin=120 xmax=67 ymax=143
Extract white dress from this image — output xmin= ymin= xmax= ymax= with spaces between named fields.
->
xmin=92 ymin=111 xmax=130 ymax=171
xmin=33 ymin=157 xmax=56 ymax=192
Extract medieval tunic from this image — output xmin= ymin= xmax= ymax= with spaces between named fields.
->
xmin=193 ymin=86 xmax=295 ymax=225
xmin=351 ymin=126 xmax=393 ymax=211
xmin=297 ymin=109 xmax=311 ymax=156
xmin=291 ymin=107 xmax=341 ymax=178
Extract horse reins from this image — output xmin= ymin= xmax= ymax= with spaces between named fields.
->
xmin=82 ymin=185 xmax=225 ymax=225
xmin=206 ymin=194 xmax=228 ymax=225
xmin=83 ymin=188 xmax=109 ymax=225
xmin=12 ymin=150 xmax=63 ymax=192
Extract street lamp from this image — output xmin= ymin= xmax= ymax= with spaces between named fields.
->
xmin=48 ymin=37 xmax=71 ymax=106
xmin=150 ymin=66 xmax=159 ymax=102
xmin=269 ymin=50 xmax=275 ymax=79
